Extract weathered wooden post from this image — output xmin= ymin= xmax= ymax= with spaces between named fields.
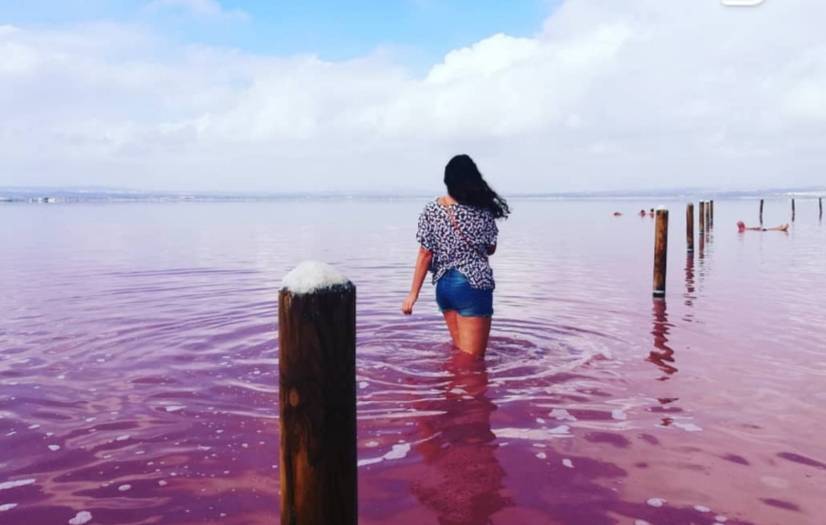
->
xmin=698 ymin=201 xmax=706 ymax=235
xmin=709 ymin=200 xmax=714 ymax=228
xmin=820 ymin=197 xmax=823 ymax=220
xmin=759 ymin=199 xmax=764 ymax=224
xmin=705 ymin=200 xmax=711 ymax=230
xmin=279 ymin=261 xmax=357 ymax=525
xmin=686 ymin=203 xmax=694 ymax=253
xmin=791 ymin=198 xmax=795 ymax=222
xmin=653 ymin=208 xmax=669 ymax=298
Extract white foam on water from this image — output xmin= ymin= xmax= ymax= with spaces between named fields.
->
xmin=48 ymin=445 xmax=61 ymax=452
xmin=282 ymin=261 xmax=349 ymax=294
xmin=158 ymin=480 xmax=168 ymax=486
xmin=117 ymin=484 xmax=131 ymax=492
xmin=562 ymin=458 xmax=574 ymax=468
xmin=646 ymin=498 xmax=666 ymax=507
xmin=115 ymin=435 xmax=130 ymax=441
xmin=0 ymin=479 xmax=35 ymax=491
xmin=165 ymin=405 xmax=185 ymax=413
xmin=535 ymin=452 xmax=546 ymax=459
xmin=694 ymin=505 xmax=711 ymax=513
xmin=68 ymin=511 xmax=92 ymax=525
xmin=634 ymin=520 xmax=652 ymax=525
xmin=358 ymin=381 xmax=369 ymax=390
xmin=715 ymin=515 xmax=728 ymax=523
xmin=0 ymin=503 xmax=18 ymax=511
xmin=611 ymin=409 xmax=627 ymax=421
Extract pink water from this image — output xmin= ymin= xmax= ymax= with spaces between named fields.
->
xmin=1 ymin=198 xmax=824 ymax=525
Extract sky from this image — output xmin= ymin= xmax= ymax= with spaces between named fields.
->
xmin=1 ymin=0 xmax=825 ymax=194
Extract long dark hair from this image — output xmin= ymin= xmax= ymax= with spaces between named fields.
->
xmin=444 ymin=154 xmax=510 ymax=219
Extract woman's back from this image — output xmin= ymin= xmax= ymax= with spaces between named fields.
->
xmin=417 ymin=198 xmax=498 ymax=290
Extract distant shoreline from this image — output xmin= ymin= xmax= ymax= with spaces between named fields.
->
xmin=1 ymin=187 xmax=824 ymax=204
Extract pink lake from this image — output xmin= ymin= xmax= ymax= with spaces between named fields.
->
xmin=1 ymin=197 xmax=824 ymax=524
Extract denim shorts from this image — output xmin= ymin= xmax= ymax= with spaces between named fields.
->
xmin=435 ymin=269 xmax=494 ymax=317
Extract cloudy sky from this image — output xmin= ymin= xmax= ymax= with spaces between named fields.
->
xmin=1 ymin=0 xmax=824 ymax=194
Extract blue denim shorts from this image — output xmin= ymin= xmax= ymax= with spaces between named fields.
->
xmin=435 ymin=269 xmax=493 ymax=317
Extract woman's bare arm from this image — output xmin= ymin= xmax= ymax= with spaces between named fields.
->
xmin=402 ymin=246 xmax=433 ymax=315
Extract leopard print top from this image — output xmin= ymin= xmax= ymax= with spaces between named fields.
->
xmin=416 ymin=198 xmax=499 ymax=290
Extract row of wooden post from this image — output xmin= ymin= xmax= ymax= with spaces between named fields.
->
xmin=760 ymin=197 xmax=823 ymax=223
xmin=654 ymin=199 xmax=714 ymax=298
xmin=655 ymin=196 xmax=824 ymax=297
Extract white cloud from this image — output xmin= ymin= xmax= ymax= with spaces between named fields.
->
xmin=1 ymin=0 xmax=825 ymax=193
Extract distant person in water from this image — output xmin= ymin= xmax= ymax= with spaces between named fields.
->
xmin=402 ymin=154 xmax=509 ymax=356
xmin=649 ymin=208 xmax=655 ymax=217
xmin=639 ymin=209 xmax=647 ymax=217
xmin=737 ymin=221 xmax=789 ymax=232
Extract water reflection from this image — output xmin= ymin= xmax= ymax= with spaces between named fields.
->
xmin=410 ymin=351 xmax=510 ymax=524
xmin=648 ymin=300 xmax=677 ymax=378
xmin=683 ymin=254 xmax=695 ymax=310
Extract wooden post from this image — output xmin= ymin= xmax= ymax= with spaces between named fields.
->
xmin=709 ymin=200 xmax=714 ymax=228
xmin=759 ymin=199 xmax=764 ymax=224
xmin=686 ymin=203 xmax=694 ymax=253
xmin=279 ymin=262 xmax=357 ymax=525
xmin=791 ymin=198 xmax=795 ymax=222
xmin=698 ymin=201 xmax=706 ymax=235
xmin=653 ymin=208 xmax=669 ymax=298
xmin=820 ymin=197 xmax=823 ymax=220
xmin=705 ymin=201 xmax=711 ymax=230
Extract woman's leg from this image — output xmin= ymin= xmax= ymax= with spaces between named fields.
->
xmin=455 ymin=315 xmax=492 ymax=356
xmin=442 ymin=310 xmax=460 ymax=348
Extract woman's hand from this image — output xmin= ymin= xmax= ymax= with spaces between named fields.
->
xmin=401 ymin=292 xmax=418 ymax=315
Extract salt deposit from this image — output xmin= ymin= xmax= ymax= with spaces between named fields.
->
xmin=0 ymin=479 xmax=35 ymax=491
xmin=68 ymin=511 xmax=92 ymax=525
xmin=383 ymin=443 xmax=411 ymax=461
xmin=282 ymin=261 xmax=350 ymax=294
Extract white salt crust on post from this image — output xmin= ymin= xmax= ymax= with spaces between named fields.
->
xmin=657 ymin=205 xmax=668 ymax=211
xmin=281 ymin=261 xmax=350 ymax=294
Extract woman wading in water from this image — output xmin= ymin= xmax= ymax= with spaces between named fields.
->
xmin=402 ymin=154 xmax=509 ymax=356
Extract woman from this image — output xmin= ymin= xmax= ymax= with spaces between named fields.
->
xmin=401 ymin=154 xmax=509 ymax=356
xmin=736 ymin=220 xmax=789 ymax=232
